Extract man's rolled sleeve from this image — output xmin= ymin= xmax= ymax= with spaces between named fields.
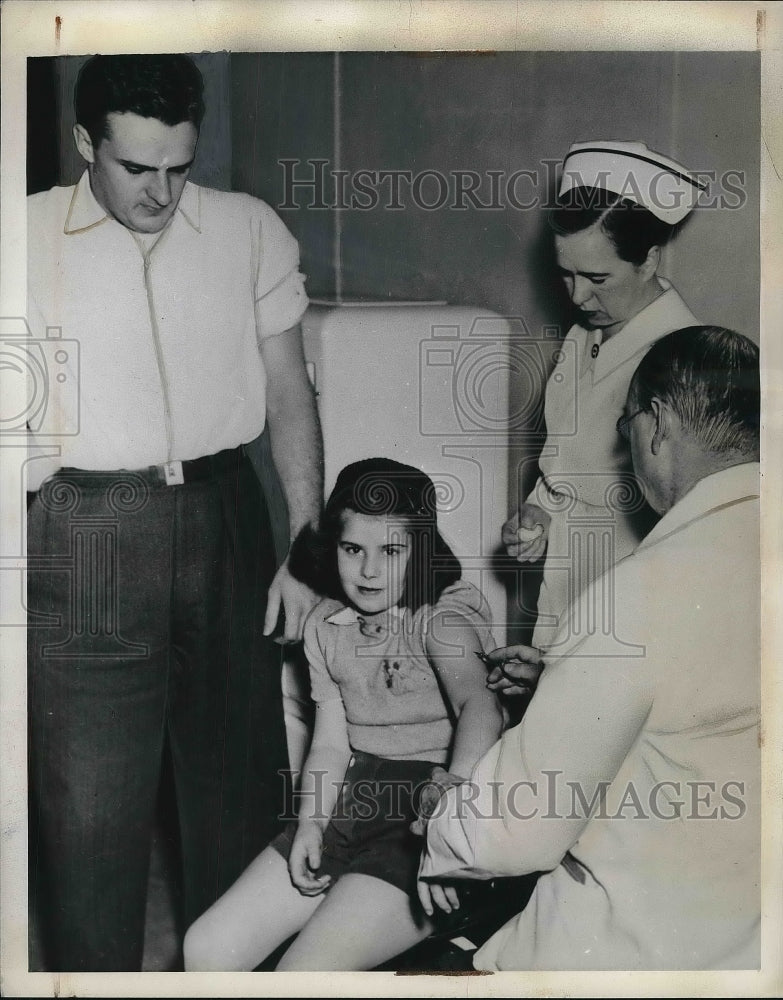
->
xmin=253 ymin=205 xmax=309 ymax=340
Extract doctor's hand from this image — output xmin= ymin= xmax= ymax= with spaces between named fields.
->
xmin=502 ymin=503 xmax=551 ymax=562
xmin=410 ymin=767 xmax=465 ymax=837
xmin=417 ymin=877 xmax=461 ymax=917
xmin=263 ymin=558 xmax=320 ymax=643
xmin=484 ymin=644 xmax=545 ymax=697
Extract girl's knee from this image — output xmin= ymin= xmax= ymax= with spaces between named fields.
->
xmin=183 ymin=912 xmax=234 ymax=972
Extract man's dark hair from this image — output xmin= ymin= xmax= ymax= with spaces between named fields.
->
xmin=74 ymin=54 xmax=205 ymax=146
xmin=288 ymin=457 xmax=462 ymax=612
xmin=630 ymin=326 xmax=760 ymax=456
xmin=549 ymin=186 xmax=680 ymax=266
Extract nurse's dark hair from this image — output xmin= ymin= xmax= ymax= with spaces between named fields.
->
xmin=549 ymin=186 xmax=680 ymax=266
xmin=288 ymin=457 xmax=462 ymax=612
xmin=74 ymin=54 xmax=205 ymax=146
xmin=629 ymin=326 xmax=760 ymax=456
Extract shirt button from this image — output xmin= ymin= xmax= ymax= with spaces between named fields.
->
xmin=591 ymin=344 xmax=600 ymax=359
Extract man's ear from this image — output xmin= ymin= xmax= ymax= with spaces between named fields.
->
xmin=73 ymin=123 xmax=95 ymax=164
xmin=650 ymin=397 xmax=669 ymax=456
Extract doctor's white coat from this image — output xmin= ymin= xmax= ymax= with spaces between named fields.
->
xmin=421 ymin=463 xmax=760 ymax=970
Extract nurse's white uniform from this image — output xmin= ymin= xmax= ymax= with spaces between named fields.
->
xmin=529 ymin=277 xmax=697 ymax=650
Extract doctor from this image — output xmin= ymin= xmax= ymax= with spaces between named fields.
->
xmin=504 ymin=141 xmax=707 ymax=652
xmin=420 ymin=325 xmax=760 ymax=970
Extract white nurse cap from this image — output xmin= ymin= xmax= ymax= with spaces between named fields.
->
xmin=559 ymin=140 xmax=708 ymax=225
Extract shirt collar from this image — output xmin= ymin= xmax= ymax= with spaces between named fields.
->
xmin=176 ymin=182 xmax=201 ymax=232
xmin=324 ymin=605 xmax=407 ymax=626
xmin=637 ymin=461 xmax=760 ymax=553
xmin=64 ymin=171 xmax=202 ymax=236
xmin=592 ymin=279 xmax=695 ymax=383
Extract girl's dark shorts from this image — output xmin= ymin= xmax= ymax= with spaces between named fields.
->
xmin=271 ymin=750 xmax=439 ymax=897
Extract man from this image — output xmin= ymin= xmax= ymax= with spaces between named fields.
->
xmin=26 ymin=54 xmax=323 ymax=971
xmin=419 ymin=326 xmax=760 ymax=970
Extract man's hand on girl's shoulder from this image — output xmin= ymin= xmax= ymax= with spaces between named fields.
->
xmin=263 ymin=558 xmax=321 ymax=643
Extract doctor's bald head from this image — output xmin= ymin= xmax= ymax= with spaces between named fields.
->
xmin=621 ymin=327 xmax=759 ymax=514
xmin=631 ymin=327 xmax=759 ymax=455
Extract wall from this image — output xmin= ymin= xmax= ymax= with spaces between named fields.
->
xmin=34 ymin=49 xmax=760 ymax=403
xmin=230 ymin=50 xmax=760 ymax=634
xmin=31 ymin=48 xmax=761 ymax=380
xmin=30 ymin=50 xmax=761 ymax=635
xmin=230 ymin=50 xmax=759 ymax=342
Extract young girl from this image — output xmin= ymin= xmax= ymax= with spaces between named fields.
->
xmin=183 ymin=457 xmax=504 ymax=971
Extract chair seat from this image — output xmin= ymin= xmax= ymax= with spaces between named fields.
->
xmin=376 ymin=873 xmax=539 ymax=972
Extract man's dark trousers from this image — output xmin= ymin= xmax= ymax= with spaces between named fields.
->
xmin=27 ymin=450 xmax=291 ymax=971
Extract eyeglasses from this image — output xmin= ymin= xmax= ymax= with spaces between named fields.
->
xmin=615 ymin=408 xmax=646 ymax=442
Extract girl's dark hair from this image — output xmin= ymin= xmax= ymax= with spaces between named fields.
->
xmin=549 ymin=185 xmax=680 ymax=265
xmin=75 ymin=54 xmax=205 ymax=146
xmin=289 ymin=457 xmax=462 ymax=612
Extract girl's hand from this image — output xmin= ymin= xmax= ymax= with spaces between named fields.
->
xmin=288 ymin=822 xmax=331 ymax=896
xmin=502 ymin=503 xmax=551 ymax=562
xmin=410 ymin=766 xmax=465 ymax=836
xmin=417 ymin=877 xmax=461 ymax=917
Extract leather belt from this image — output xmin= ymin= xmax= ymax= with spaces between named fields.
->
xmin=144 ymin=445 xmax=246 ymax=486
xmin=43 ymin=445 xmax=246 ymax=490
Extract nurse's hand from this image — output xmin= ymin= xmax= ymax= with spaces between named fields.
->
xmin=502 ymin=504 xmax=550 ymax=562
xmin=485 ymin=644 xmax=545 ymax=697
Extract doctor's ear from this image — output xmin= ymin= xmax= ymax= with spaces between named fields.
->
xmin=73 ymin=123 xmax=96 ymax=164
xmin=649 ymin=397 xmax=670 ymax=456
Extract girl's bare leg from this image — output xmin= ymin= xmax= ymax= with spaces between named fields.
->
xmin=183 ymin=846 xmax=324 ymax=971
xmin=276 ymin=872 xmax=436 ymax=971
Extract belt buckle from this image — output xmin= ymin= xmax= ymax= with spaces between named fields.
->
xmin=163 ymin=460 xmax=184 ymax=486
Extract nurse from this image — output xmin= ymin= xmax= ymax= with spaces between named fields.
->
xmin=503 ymin=140 xmax=707 ymax=652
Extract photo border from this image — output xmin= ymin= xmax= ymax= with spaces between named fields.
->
xmin=2 ymin=2 xmax=781 ymax=997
